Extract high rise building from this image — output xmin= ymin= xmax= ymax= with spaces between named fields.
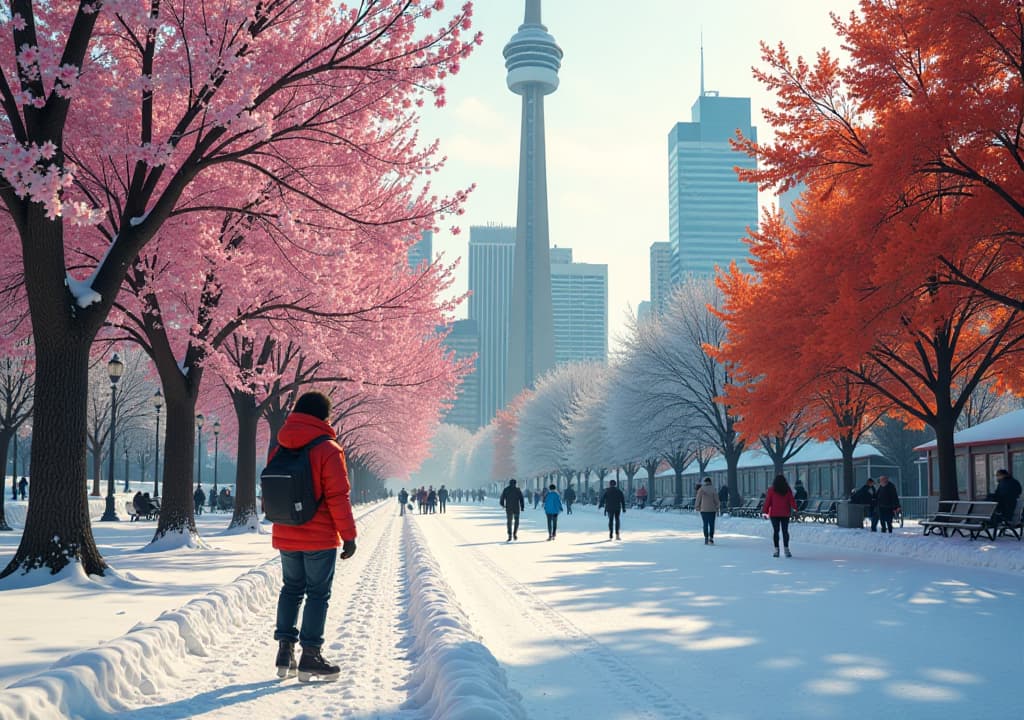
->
xmin=649 ymin=241 xmax=672 ymax=314
xmin=407 ymin=230 xmax=433 ymax=270
xmin=468 ymin=224 xmax=516 ymax=425
xmin=504 ymin=0 xmax=562 ymax=402
xmin=550 ymin=247 xmax=608 ymax=364
xmin=441 ymin=319 xmax=481 ymax=431
xmin=637 ymin=301 xmax=653 ymax=324
xmin=668 ymin=55 xmax=757 ymax=282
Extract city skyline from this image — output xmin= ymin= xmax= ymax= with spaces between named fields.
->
xmin=417 ymin=0 xmax=859 ymax=351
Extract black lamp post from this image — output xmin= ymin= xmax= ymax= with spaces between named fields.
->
xmin=152 ymin=390 xmax=163 ymax=497
xmin=195 ymin=413 xmax=205 ymax=489
xmin=100 ymin=353 xmax=124 ymax=521
xmin=123 ymin=447 xmax=129 ymax=492
xmin=210 ymin=420 xmax=220 ymax=511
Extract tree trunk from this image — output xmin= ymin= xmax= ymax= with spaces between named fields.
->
xmin=725 ymin=446 xmax=742 ymax=509
xmin=152 ymin=390 xmax=199 ymax=540
xmin=932 ymin=412 xmax=958 ymax=501
xmin=1 ymin=340 xmax=106 ymax=578
xmin=837 ymin=434 xmax=857 ymax=497
xmin=229 ymin=391 xmax=261 ymax=529
xmin=0 ymin=429 xmax=13 ymax=531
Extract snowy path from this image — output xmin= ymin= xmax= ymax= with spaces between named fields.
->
xmin=109 ymin=503 xmax=416 ymax=720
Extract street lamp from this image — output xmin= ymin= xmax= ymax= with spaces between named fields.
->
xmin=100 ymin=353 xmax=124 ymax=521
xmin=152 ymin=390 xmax=163 ymax=497
xmin=195 ymin=413 xmax=205 ymax=489
xmin=210 ymin=420 xmax=221 ymax=511
xmin=123 ymin=447 xmax=129 ymax=492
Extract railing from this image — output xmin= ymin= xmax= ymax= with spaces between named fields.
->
xmin=897 ymin=496 xmax=930 ymax=519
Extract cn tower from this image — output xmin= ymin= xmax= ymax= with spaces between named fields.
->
xmin=504 ymin=0 xmax=562 ymax=402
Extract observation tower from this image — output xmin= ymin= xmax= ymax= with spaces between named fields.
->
xmin=504 ymin=0 xmax=563 ymax=401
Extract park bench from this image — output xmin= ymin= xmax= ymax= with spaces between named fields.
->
xmin=649 ymin=497 xmax=666 ymax=511
xmin=997 ymin=499 xmax=1023 ymax=540
xmin=799 ymin=499 xmax=837 ymax=523
xmin=795 ymin=499 xmax=823 ymax=522
xmin=733 ymin=498 xmax=760 ymax=517
xmin=920 ymin=500 xmax=999 ymax=540
xmin=125 ymin=499 xmax=159 ymax=521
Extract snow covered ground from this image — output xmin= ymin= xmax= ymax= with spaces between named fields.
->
xmin=1 ymin=498 xmax=1021 ymax=719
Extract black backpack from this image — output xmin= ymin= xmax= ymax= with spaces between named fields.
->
xmin=260 ymin=436 xmax=333 ymax=525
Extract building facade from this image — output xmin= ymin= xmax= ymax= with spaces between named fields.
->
xmin=668 ymin=93 xmax=758 ymax=282
xmin=441 ymin=319 xmax=481 ymax=431
xmin=550 ymin=247 xmax=608 ymax=364
xmin=649 ymin=241 xmax=672 ymax=314
xmin=407 ymin=230 xmax=433 ymax=270
xmin=468 ymin=224 xmax=516 ymax=425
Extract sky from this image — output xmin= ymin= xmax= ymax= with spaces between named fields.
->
xmin=418 ymin=0 xmax=859 ymax=351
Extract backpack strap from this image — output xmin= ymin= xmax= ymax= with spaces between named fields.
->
xmin=304 ymin=435 xmax=335 ymax=504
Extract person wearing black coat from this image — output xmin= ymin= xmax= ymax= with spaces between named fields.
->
xmin=718 ymin=484 xmax=729 ymax=515
xmin=564 ymin=485 xmax=576 ymax=514
xmin=851 ymin=478 xmax=878 ymax=531
xmin=500 ymin=479 xmax=526 ymax=541
xmin=193 ymin=485 xmax=206 ymax=516
xmin=990 ymin=469 xmax=1022 ymax=523
xmin=599 ymin=480 xmax=627 ymax=540
xmin=398 ymin=488 xmax=409 ymax=516
xmin=875 ymin=475 xmax=900 ymax=533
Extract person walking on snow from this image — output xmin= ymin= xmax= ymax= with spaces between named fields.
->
xmin=563 ymin=484 xmax=576 ymax=514
xmin=876 ymin=475 xmax=900 ymax=533
xmin=438 ymin=485 xmax=449 ymax=513
xmin=599 ymin=480 xmax=627 ymax=540
xmin=398 ymin=488 xmax=409 ymax=516
xmin=764 ymin=474 xmax=798 ymax=557
xmin=695 ymin=477 xmax=720 ymax=544
xmin=718 ymin=483 xmax=729 ymax=515
xmin=270 ymin=392 xmax=357 ymax=682
xmin=500 ymin=478 xmax=525 ymax=541
xmin=544 ymin=484 xmax=563 ymax=540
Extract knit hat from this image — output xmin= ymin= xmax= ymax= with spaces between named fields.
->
xmin=293 ymin=391 xmax=331 ymax=421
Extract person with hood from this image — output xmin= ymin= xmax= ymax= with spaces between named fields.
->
xmin=397 ymin=488 xmax=409 ymax=516
xmin=270 ymin=391 xmax=357 ymax=682
xmin=763 ymin=474 xmax=798 ymax=557
xmin=599 ymin=480 xmax=627 ymax=540
xmin=876 ymin=475 xmax=900 ymax=533
xmin=694 ymin=477 xmax=721 ymax=544
xmin=543 ymin=484 xmax=563 ymax=540
xmin=500 ymin=478 xmax=525 ymax=541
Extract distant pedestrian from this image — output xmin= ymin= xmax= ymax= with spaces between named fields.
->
xmin=533 ymin=489 xmax=541 ymax=509
xmin=543 ymin=484 xmax=563 ymax=540
xmin=718 ymin=484 xmax=730 ymax=515
xmin=427 ymin=486 xmax=437 ymax=514
xmin=500 ymin=478 xmax=525 ymax=541
xmin=398 ymin=488 xmax=409 ymax=516
xmin=193 ymin=485 xmax=205 ymax=516
xmin=695 ymin=477 xmax=720 ymax=544
xmin=876 ymin=475 xmax=900 ymax=533
xmin=636 ymin=485 xmax=648 ymax=509
xmin=851 ymin=478 xmax=878 ymax=531
xmin=599 ymin=480 xmax=627 ymax=540
xmin=438 ymin=485 xmax=449 ymax=513
xmin=793 ymin=479 xmax=808 ymax=505
xmin=563 ymin=485 xmax=576 ymax=514
xmin=17 ymin=477 xmax=28 ymax=500
xmin=763 ymin=474 xmax=797 ymax=557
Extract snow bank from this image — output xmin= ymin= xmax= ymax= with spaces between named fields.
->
xmin=3 ymin=498 xmax=109 ymax=530
xmin=401 ymin=520 xmax=528 ymax=720
xmin=0 ymin=560 xmax=281 ymax=720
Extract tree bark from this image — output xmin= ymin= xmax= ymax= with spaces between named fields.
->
xmin=152 ymin=390 xmax=199 ymax=540
xmin=1 ymin=337 xmax=105 ymax=578
xmin=0 ymin=429 xmax=13 ymax=531
xmin=933 ymin=412 xmax=958 ymax=501
xmin=229 ymin=390 xmax=261 ymax=529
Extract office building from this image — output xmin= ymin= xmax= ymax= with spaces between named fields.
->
xmin=441 ymin=319 xmax=481 ymax=431
xmin=408 ymin=230 xmax=433 ymax=270
xmin=550 ymin=247 xmax=608 ymax=364
xmin=468 ymin=224 xmax=516 ymax=425
xmin=650 ymin=241 xmax=672 ymax=314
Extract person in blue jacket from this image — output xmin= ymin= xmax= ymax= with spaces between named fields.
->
xmin=543 ymin=484 xmax=563 ymax=541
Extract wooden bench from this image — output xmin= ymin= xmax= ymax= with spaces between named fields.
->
xmin=649 ymin=497 xmax=666 ymax=511
xmin=920 ymin=500 xmax=999 ymax=540
xmin=730 ymin=498 xmax=759 ymax=517
xmin=996 ymin=499 xmax=1024 ymax=541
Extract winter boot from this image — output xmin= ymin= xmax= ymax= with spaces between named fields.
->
xmin=709 ymin=538 xmax=714 ymax=545
xmin=615 ymin=533 xmax=621 ymax=540
xmin=297 ymin=648 xmax=340 ymax=682
xmin=275 ymin=640 xmax=297 ymax=679
xmin=784 ymin=548 xmax=792 ymax=557
xmin=773 ymin=548 xmax=780 ymax=558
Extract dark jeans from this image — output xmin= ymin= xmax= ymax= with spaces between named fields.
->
xmin=566 ymin=502 xmax=573 ymax=514
xmin=439 ymin=499 xmax=446 ymax=513
xmin=506 ymin=511 xmax=520 ymax=538
xmin=869 ymin=506 xmax=878 ymax=531
xmin=607 ymin=510 xmax=621 ymax=536
xmin=275 ymin=548 xmax=337 ymax=649
xmin=879 ymin=508 xmax=895 ymax=533
xmin=701 ymin=511 xmax=716 ymax=539
xmin=770 ymin=516 xmax=791 ymax=548
xmin=546 ymin=513 xmax=559 ymax=536
xmin=399 ymin=501 xmax=406 ymax=516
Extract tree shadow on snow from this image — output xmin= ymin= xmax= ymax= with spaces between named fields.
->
xmin=109 ymin=679 xmax=304 ymax=719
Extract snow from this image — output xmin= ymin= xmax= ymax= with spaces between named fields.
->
xmin=64 ymin=273 xmax=101 ymax=309
xmin=129 ymin=211 xmax=151 ymax=227
xmin=0 ymin=499 xmax=1021 ymax=719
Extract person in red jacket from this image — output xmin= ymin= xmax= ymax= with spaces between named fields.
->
xmin=271 ymin=391 xmax=357 ymax=682
xmin=763 ymin=474 xmax=798 ymax=558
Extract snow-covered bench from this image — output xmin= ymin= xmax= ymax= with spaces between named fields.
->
xmin=920 ymin=500 xmax=999 ymax=541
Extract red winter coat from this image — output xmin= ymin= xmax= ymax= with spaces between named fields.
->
xmin=763 ymin=487 xmax=797 ymax=518
xmin=269 ymin=412 xmax=357 ymax=551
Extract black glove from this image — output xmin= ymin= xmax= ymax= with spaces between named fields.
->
xmin=340 ymin=539 xmax=357 ymax=559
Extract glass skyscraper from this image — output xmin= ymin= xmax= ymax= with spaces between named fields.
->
xmin=441 ymin=319 xmax=481 ymax=431
xmin=668 ymin=93 xmax=757 ymax=282
xmin=550 ymin=247 xmax=608 ymax=364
